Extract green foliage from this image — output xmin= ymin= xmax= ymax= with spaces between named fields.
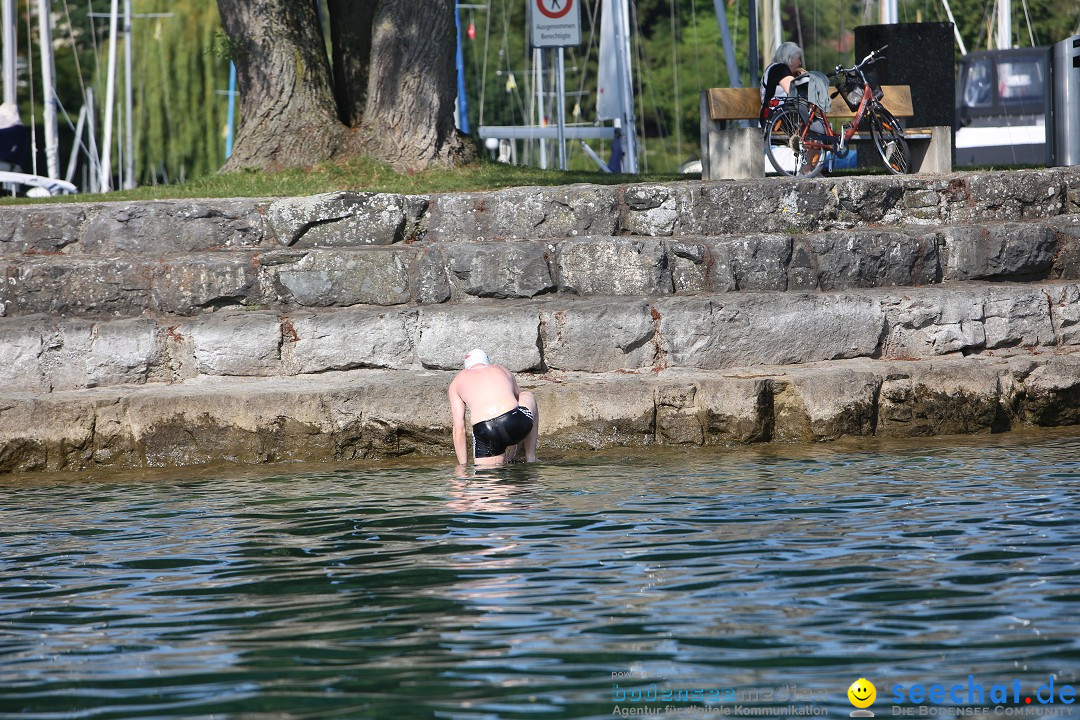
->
xmin=460 ymin=0 xmax=1079 ymax=175
xmin=126 ymin=0 xmax=230 ymax=184
xmin=2 ymin=155 xmax=684 ymax=204
xmin=209 ymin=30 xmax=246 ymax=63
xmin=10 ymin=1 xmax=229 ymax=186
xmin=11 ymin=0 xmax=1079 ymax=191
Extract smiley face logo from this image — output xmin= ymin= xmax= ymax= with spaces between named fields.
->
xmin=848 ymin=678 xmax=877 ymax=716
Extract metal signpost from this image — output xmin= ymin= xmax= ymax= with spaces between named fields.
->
xmin=530 ymin=0 xmax=581 ymax=170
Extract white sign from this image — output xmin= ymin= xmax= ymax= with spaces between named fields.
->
xmin=530 ymin=0 xmax=581 ymax=48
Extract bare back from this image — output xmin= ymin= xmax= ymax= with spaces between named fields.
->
xmin=449 ymin=364 xmax=520 ymax=424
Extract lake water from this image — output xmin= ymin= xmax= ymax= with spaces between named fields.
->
xmin=1 ymin=432 xmax=1079 ymax=719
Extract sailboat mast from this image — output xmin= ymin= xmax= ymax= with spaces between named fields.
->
xmin=996 ymin=0 xmax=1012 ymax=48
xmin=711 ymin=0 xmax=742 ymax=88
xmin=880 ymin=0 xmax=898 ymax=24
xmin=612 ymin=0 xmax=637 ymax=173
xmin=747 ymin=0 xmax=758 ymax=86
xmin=36 ymin=0 xmax=60 ymax=178
xmin=770 ymin=0 xmax=782 ymax=50
xmin=123 ymin=0 xmax=134 ymax=189
xmin=2 ymin=0 xmax=15 ymax=106
xmin=940 ymin=0 xmax=969 ymax=55
xmin=101 ymin=0 xmax=118 ymax=191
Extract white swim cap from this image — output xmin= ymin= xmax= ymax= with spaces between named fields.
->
xmin=463 ymin=348 xmax=490 ymax=369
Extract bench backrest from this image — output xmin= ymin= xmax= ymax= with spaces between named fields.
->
xmin=706 ymin=85 xmax=914 ymax=121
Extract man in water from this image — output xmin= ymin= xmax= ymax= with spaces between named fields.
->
xmin=448 ymin=349 xmax=539 ymax=468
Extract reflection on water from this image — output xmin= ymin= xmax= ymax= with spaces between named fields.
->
xmin=1 ymin=433 xmax=1079 ymax=719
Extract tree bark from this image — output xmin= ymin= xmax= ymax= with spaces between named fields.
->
xmin=217 ymin=0 xmax=359 ymax=170
xmin=216 ymin=0 xmax=471 ymax=173
xmin=361 ymin=0 xmax=474 ymax=171
xmin=327 ymin=0 xmax=377 ymax=128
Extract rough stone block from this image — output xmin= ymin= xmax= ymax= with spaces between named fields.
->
xmin=424 ymin=185 xmax=619 ymax=241
xmin=624 ymin=185 xmax=679 ymax=236
xmin=266 ymin=192 xmax=407 ymax=247
xmin=445 ymin=241 xmax=554 ymax=298
xmin=535 ymin=378 xmax=656 ymax=448
xmin=0 ymin=395 xmax=98 ymax=472
xmin=151 ymin=253 xmax=260 ymax=314
xmin=0 ymin=257 xmax=151 ymax=317
xmin=983 ymin=286 xmax=1055 ymax=349
xmin=655 ymin=294 xmax=885 ymax=368
xmin=942 ymin=222 xmax=1056 ymax=280
xmin=122 ymin=389 xmax=337 ymax=468
xmin=556 ymin=237 xmax=671 ymax=295
xmin=186 ymin=311 xmax=282 ymax=376
xmin=772 ymin=368 xmax=881 ymax=442
xmin=0 ymin=318 xmax=159 ymax=393
xmin=800 ymin=230 xmax=939 ymax=289
xmin=0 ymin=205 xmax=85 ymax=255
xmin=1049 ymin=215 xmax=1080 ymax=279
xmin=957 ymin=171 xmax=1067 ymax=223
xmin=1022 ymin=357 xmax=1080 ymax=425
xmin=410 ymin=247 xmax=452 ymax=304
xmin=655 ymin=382 xmax=704 ymax=444
xmin=347 ymin=372 xmax=453 ymax=458
xmin=417 ymin=304 xmax=541 ymax=371
xmin=0 ymin=319 xmax=47 ymax=391
xmin=881 ymin=284 xmax=1057 ymax=357
xmin=903 ymin=188 xmax=941 ymax=212
xmin=713 ymin=234 xmax=791 ymax=291
xmin=71 ymin=318 xmax=156 ymax=389
xmin=1049 ymin=284 xmax=1080 ymax=345
xmin=540 ymin=300 xmax=655 ymax=372
xmin=668 ymin=241 xmax=710 ymax=293
xmin=876 ymin=362 xmax=1005 ymax=437
xmin=882 ymin=289 xmax=987 ymax=357
xmin=282 ymin=309 xmax=416 ymax=374
xmin=152 ymin=321 xmax=198 ymax=384
xmin=673 ymin=182 xmax=831 ymax=235
xmin=697 ymin=375 xmax=771 ymax=443
xmin=80 ymin=200 xmax=267 ymax=254
xmin=273 ymin=248 xmax=413 ymax=307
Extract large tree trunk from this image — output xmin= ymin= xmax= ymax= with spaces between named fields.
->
xmin=327 ymin=0 xmax=377 ymax=128
xmin=217 ymin=0 xmax=359 ymax=170
xmin=217 ymin=0 xmax=472 ymax=173
xmin=361 ymin=0 xmax=473 ymax=171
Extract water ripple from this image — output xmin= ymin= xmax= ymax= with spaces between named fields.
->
xmin=1 ymin=434 xmax=1078 ymax=718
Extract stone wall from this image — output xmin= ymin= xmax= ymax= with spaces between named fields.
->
xmin=1 ymin=166 xmax=1078 ymax=473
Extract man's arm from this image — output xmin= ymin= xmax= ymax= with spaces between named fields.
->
xmin=509 ymin=368 xmax=522 ymax=401
xmin=449 ymin=383 xmax=469 ymax=465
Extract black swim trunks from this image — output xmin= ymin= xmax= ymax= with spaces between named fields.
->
xmin=472 ymin=406 xmax=534 ymax=459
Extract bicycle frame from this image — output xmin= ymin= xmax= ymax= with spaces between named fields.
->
xmin=836 ymin=69 xmax=880 ymax=151
xmin=779 ymin=50 xmax=885 ymax=158
xmin=762 ymin=45 xmax=911 ymax=177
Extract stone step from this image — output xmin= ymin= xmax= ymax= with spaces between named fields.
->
xmin=2 ymin=281 xmax=1077 ymax=394
xmin=1 ymin=217 xmax=1077 ymax=318
xmin=2 ymin=167 xmax=1078 ymax=256
xmin=2 ymin=351 xmax=1078 ymax=474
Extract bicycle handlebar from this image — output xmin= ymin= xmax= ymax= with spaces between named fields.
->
xmin=831 ymin=45 xmax=889 ymax=78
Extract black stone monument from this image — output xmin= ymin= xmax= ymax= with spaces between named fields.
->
xmin=854 ymin=22 xmax=956 ymax=130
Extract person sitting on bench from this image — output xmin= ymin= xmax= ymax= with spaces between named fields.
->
xmin=759 ymin=42 xmax=806 ymax=127
xmin=0 ymin=102 xmax=28 ymax=173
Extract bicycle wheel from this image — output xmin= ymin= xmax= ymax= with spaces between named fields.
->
xmin=764 ymin=103 xmax=826 ymax=178
xmin=869 ymin=107 xmax=912 ymax=174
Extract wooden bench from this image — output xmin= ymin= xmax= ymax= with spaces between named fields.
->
xmin=698 ymin=85 xmax=952 ymax=179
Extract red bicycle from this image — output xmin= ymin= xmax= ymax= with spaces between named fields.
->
xmin=763 ymin=45 xmax=912 ymax=177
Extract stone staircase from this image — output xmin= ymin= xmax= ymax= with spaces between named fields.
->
xmin=1 ymin=166 xmax=1078 ymax=473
